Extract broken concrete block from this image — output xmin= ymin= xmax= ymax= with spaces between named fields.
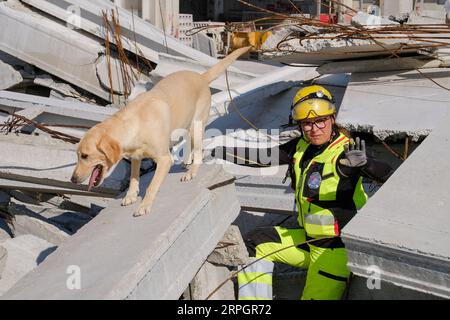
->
xmin=2 ymin=164 xmax=241 ymax=300
xmin=0 ymin=246 xmax=6 ymax=279
xmin=21 ymin=0 xmax=217 ymax=66
xmin=0 ymin=134 xmax=127 ymax=194
xmin=351 ymin=12 xmax=398 ymax=27
xmin=0 ymin=90 xmax=114 ymax=135
xmin=7 ymin=202 xmax=70 ymax=245
xmin=0 ymin=235 xmax=56 ymax=296
xmin=189 ymin=261 xmax=235 ymax=300
xmin=342 ymin=111 xmax=450 ymax=299
xmin=19 ymin=204 xmax=91 ymax=234
xmin=0 ymin=60 xmax=22 ymax=90
xmin=207 ymin=225 xmax=249 ymax=267
xmin=337 ymin=68 xmax=450 ymax=142
xmin=0 ymin=0 xmax=141 ymax=104
xmin=34 ymin=74 xmax=96 ymax=104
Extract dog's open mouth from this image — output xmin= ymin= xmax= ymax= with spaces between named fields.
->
xmin=88 ymin=165 xmax=103 ymax=192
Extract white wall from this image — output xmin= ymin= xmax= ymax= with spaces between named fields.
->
xmin=112 ymin=0 xmax=180 ymax=38
xmin=381 ymin=0 xmax=414 ymax=16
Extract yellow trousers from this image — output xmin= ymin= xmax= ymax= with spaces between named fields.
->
xmin=237 ymin=227 xmax=350 ymax=300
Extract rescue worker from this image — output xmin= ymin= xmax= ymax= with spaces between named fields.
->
xmin=213 ymin=85 xmax=393 ymax=300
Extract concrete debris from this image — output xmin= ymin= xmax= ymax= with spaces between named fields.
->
xmin=0 ymin=178 xmax=117 ymax=198
xmin=207 ymin=225 xmax=249 ymax=267
xmin=0 ymin=191 xmax=13 ymax=240
xmin=34 ymin=75 xmax=96 ymax=104
xmin=0 ymin=246 xmax=6 ymax=279
xmin=318 ymin=56 xmax=450 ymax=74
xmin=2 ymin=165 xmax=241 ymax=299
xmin=351 ymin=12 xmax=399 ymax=27
xmin=0 ymin=0 xmax=143 ymax=104
xmin=153 ymin=53 xmax=257 ymax=92
xmin=20 ymin=0 xmax=217 ymax=66
xmin=337 ymin=68 xmax=450 ymax=142
xmin=192 ymin=32 xmax=218 ymax=59
xmin=0 ymin=90 xmax=114 ymax=138
xmin=342 ymin=111 xmax=450 ymax=299
xmin=0 ymin=60 xmax=23 ymax=90
xmin=208 ymin=68 xmax=319 ymax=125
xmin=0 ymin=0 xmax=448 ymax=301
xmin=188 ymin=261 xmax=235 ymax=300
xmin=7 ymin=202 xmax=71 ymax=245
xmin=8 ymin=196 xmax=91 ymax=234
xmin=0 ymin=134 xmax=127 ymax=194
xmin=0 ymin=235 xmax=56 ymax=296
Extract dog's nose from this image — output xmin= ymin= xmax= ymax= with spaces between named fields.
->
xmin=71 ymin=176 xmax=78 ymax=184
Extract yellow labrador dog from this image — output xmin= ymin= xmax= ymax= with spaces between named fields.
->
xmin=71 ymin=47 xmax=250 ymax=217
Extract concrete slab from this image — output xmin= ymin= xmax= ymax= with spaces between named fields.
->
xmin=0 ymin=178 xmax=117 ymax=198
xmin=0 ymin=1 xmax=140 ymax=103
xmin=208 ymin=67 xmax=319 ymax=126
xmin=0 ymin=134 xmax=128 ymax=194
xmin=7 ymin=202 xmax=70 ymax=245
xmin=351 ymin=11 xmax=398 ymax=27
xmin=337 ymin=68 xmax=450 ymax=141
xmin=34 ymin=75 xmax=95 ymax=104
xmin=0 ymin=60 xmax=22 ymax=90
xmin=347 ymin=275 xmax=443 ymax=300
xmin=153 ymin=53 xmax=257 ymax=92
xmin=2 ymin=164 xmax=241 ymax=299
xmin=0 ymin=90 xmax=114 ymax=138
xmin=0 ymin=235 xmax=56 ymax=296
xmin=341 ymin=111 xmax=450 ymax=299
xmin=21 ymin=0 xmax=217 ymax=66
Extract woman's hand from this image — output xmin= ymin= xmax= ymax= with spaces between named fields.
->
xmin=339 ymin=137 xmax=367 ymax=168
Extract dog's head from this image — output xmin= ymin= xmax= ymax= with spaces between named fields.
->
xmin=71 ymin=128 xmax=122 ymax=191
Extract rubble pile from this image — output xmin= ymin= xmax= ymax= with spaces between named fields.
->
xmin=261 ymin=11 xmax=450 ymax=64
xmin=1 ymin=0 xmax=450 ymax=300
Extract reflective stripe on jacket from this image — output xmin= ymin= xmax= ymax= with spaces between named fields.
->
xmin=293 ymin=133 xmax=368 ymax=238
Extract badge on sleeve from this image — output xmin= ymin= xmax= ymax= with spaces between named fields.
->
xmin=308 ymin=172 xmax=322 ymax=190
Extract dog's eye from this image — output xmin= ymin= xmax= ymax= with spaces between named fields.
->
xmin=81 ymin=154 xmax=88 ymax=160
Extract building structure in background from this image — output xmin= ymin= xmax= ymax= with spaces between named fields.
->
xmin=110 ymin=0 xmax=180 ymax=38
xmin=179 ymin=0 xmax=447 ymax=21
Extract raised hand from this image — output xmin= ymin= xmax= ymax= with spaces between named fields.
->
xmin=339 ymin=137 xmax=367 ymax=168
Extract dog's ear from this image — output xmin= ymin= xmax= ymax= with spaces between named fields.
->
xmin=97 ymin=135 xmax=122 ymax=167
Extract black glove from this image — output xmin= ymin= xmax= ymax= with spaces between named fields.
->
xmin=339 ymin=137 xmax=367 ymax=168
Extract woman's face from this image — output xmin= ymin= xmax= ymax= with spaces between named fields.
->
xmin=299 ymin=116 xmax=335 ymax=146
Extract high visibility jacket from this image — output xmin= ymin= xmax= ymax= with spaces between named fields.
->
xmin=293 ymin=133 xmax=368 ymax=238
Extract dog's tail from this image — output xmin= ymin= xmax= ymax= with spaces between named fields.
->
xmin=202 ymin=46 xmax=252 ymax=83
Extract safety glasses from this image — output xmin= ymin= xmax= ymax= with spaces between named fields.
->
xmin=299 ymin=117 xmax=331 ymax=132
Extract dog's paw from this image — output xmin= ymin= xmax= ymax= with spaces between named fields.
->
xmin=181 ymin=171 xmax=196 ymax=182
xmin=133 ymin=204 xmax=152 ymax=217
xmin=121 ymin=192 xmax=139 ymax=206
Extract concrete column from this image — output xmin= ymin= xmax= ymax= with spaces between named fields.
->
xmin=116 ymin=0 xmax=179 ymax=38
xmin=316 ymin=0 xmax=322 ymax=17
xmin=383 ymin=0 xmax=414 ymax=16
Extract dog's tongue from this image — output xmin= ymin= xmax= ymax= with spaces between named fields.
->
xmin=88 ymin=167 xmax=100 ymax=192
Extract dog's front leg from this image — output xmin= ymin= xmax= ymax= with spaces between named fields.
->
xmin=121 ymin=158 xmax=141 ymax=206
xmin=134 ymin=154 xmax=173 ymax=217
